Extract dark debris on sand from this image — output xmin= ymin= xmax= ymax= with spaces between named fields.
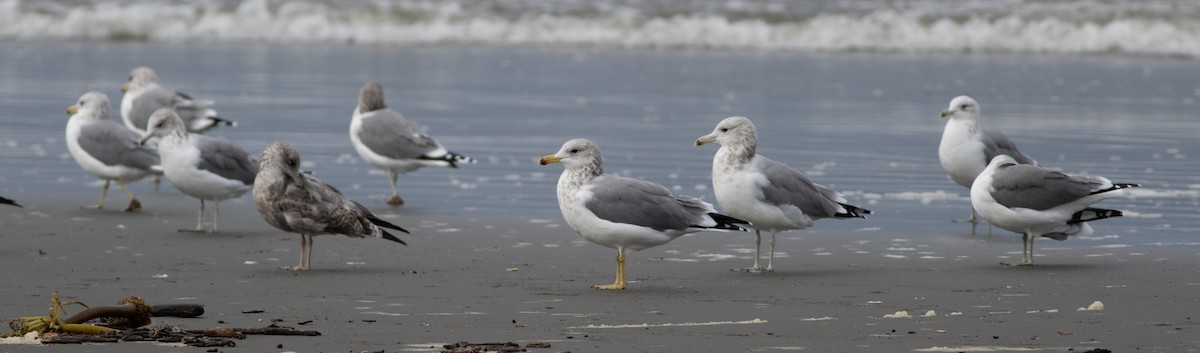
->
xmin=441 ymin=341 xmax=556 ymax=353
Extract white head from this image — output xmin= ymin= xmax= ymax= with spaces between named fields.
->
xmin=66 ymin=91 xmax=110 ymax=120
xmin=122 ymin=66 xmax=159 ymax=93
xmin=139 ymin=108 xmax=186 ymax=145
xmin=940 ymin=95 xmax=981 ymax=121
xmin=695 ymin=115 xmax=758 ymax=157
xmin=538 ymin=138 xmax=603 ymax=173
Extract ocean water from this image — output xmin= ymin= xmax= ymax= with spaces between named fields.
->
xmin=1 ymin=0 xmax=1198 ymax=248
xmin=1 ymin=0 xmax=1199 ymax=57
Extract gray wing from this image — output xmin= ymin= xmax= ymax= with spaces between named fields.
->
xmin=76 ymin=120 xmax=160 ymax=169
xmin=989 ymin=164 xmax=1100 ymax=210
xmin=356 ymin=109 xmax=443 ymax=159
xmin=981 ymin=129 xmax=1036 ymax=165
xmin=127 ymin=86 xmax=181 ymax=130
xmin=756 ymin=157 xmax=844 ymax=218
xmin=128 ymin=87 xmax=212 ymax=131
xmin=194 ymin=135 xmax=257 ymax=185
xmin=584 ymin=175 xmax=710 ymax=231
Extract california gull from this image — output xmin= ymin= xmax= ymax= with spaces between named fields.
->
xmin=939 ymin=95 xmax=1037 ymax=224
xmin=696 ymin=116 xmax=870 ymax=273
xmin=140 ymin=109 xmax=256 ymax=233
xmin=972 ymin=155 xmax=1138 ymax=266
xmin=539 ymin=139 xmax=748 ymax=290
xmin=65 ymin=92 xmax=160 ymax=212
xmin=254 ymin=142 xmax=409 ymax=271
xmin=121 ymin=67 xmax=234 ymax=135
xmin=350 ymin=81 xmax=474 ymax=206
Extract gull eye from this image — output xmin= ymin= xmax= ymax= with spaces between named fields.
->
xmin=720 ymin=128 xmax=729 ymax=132
xmin=569 ymin=148 xmax=579 ymax=154
xmin=960 ymin=104 xmax=969 ymax=109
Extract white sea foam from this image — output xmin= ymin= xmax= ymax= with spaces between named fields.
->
xmin=2 ymin=0 xmax=1198 ymax=58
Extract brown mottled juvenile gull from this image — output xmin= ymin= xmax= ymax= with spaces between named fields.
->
xmin=121 ymin=67 xmax=235 ymax=135
xmin=696 ymin=116 xmax=870 ymax=273
xmin=253 ymin=142 xmax=409 ymax=271
xmin=972 ymin=155 xmax=1138 ymax=266
xmin=939 ymin=95 xmax=1037 ymax=224
xmin=539 ymin=139 xmax=748 ymax=290
xmin=140 ymin=109 xmax=256 ymax=233
xmin=65 ymin=91 xmax=160 ymax=212
xmin=350 ymin=81 xmax=474 ymax=206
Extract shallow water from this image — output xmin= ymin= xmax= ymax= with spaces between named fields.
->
xmin=0 ymin=42 xmax=1196 ymax=247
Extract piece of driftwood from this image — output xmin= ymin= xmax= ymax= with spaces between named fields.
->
xmin=442 ymin=341 xmax=526 ymax=353
xmin=41 ymin=335 xmax=120 ymax=344
xmin=185 ymin=325 xmax=321 ymax=337
xmin=151 ymin=304 xmax=205 ymax=318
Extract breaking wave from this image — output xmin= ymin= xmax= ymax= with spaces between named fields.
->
xmin=1 ymin=0 xmax=1198 ymax=57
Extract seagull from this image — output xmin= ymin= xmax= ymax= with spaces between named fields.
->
xmin=971 ymin=155 xmax=1138 ymax=266
xmin=0 ymin=196 xmax=20 ymax=207
xmin=253 ymin=142 xmax=409 ymax=271
xmin=539 ymin=139 xmax=748 ymax=290
xmin=65 ymin=92 xmax=160 ymax=212
xmin=696 ymin=116 xmax=870 ymax=273
xmin=938 ymin=96 xmax=1037 ymax=224
xmin=140 ymin=109 xmax=256 ymax=233
xmin=349 ymin=81 xmax=474 ymax=206
xmin=121 ymin=67 xmax=235 ymax=135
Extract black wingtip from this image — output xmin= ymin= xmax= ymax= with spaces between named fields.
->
xmin=704 ymin=212 xmax=751 ymax=232
xmin=1068 ymin=207 xmax=1123 ymax=224
xmin=367 ymin=216 xmax=411 ymax=234
xmin=380 ymin=230 xmax=408 ymax=246
xmin=0 ymin=197 xmax=21 ymax=208
xmin=835 ymin=203 xmax=871 ymax=219
xmin=1091 ymin=183 xmax=1140 ymax=195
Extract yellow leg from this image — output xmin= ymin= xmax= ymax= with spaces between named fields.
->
xmin=85 ymin=180 xmax=111 ymax=209
xmin=594 ymin=248 xmax=626 ymax=290
xmin=116 ymin=180 xmax=141 ymax=212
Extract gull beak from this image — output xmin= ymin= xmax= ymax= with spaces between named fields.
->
xmin=695 ymin=134 xmax=717 ymax=146
xmin=121 ymin=83 xmax=129 ymax=93
xmin=138 ymin=134 xmax=153 ymax=146
xmin=538 ymin=154 xmax=562 ymax=165
xmin=66 ymin=105 xmax=78 ymax=116
xmin=940 ymin=110 xmax=953 ymax=118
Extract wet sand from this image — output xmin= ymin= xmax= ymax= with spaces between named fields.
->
xmin=1 ymin=193 xmax=1197 ymax=352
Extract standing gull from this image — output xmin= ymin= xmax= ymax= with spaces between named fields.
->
xmin=65 ymin=92 xmax=160 ymax=212
xmin=121 ymin=67 xmax=235 ymax=135
xmin=696 ymin=116 xmax=870 ymax=273
xmin=539 ymin=139 xmax=748 ymax=290
xmin=140 ymin=109 xmax=256 ymax=233
xmin=972 ymin=155 xmax=1138 ymax=266
xmin=350 ymin=81 xmax=474 ymax=206
xmin=254 ymin=142 xmax=409 ymax=271
xmin=938 ymin=95 xmax=1037 ymax=224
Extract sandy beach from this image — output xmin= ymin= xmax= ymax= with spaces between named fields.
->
xmin=1 ymin=2 xmax=1198 ymax=350
xmin=1 ymin=193 xmax=1197 ymax=352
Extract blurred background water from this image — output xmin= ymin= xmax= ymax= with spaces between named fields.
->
xmin=0 ymin=0 xmax=1196 ymax=248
